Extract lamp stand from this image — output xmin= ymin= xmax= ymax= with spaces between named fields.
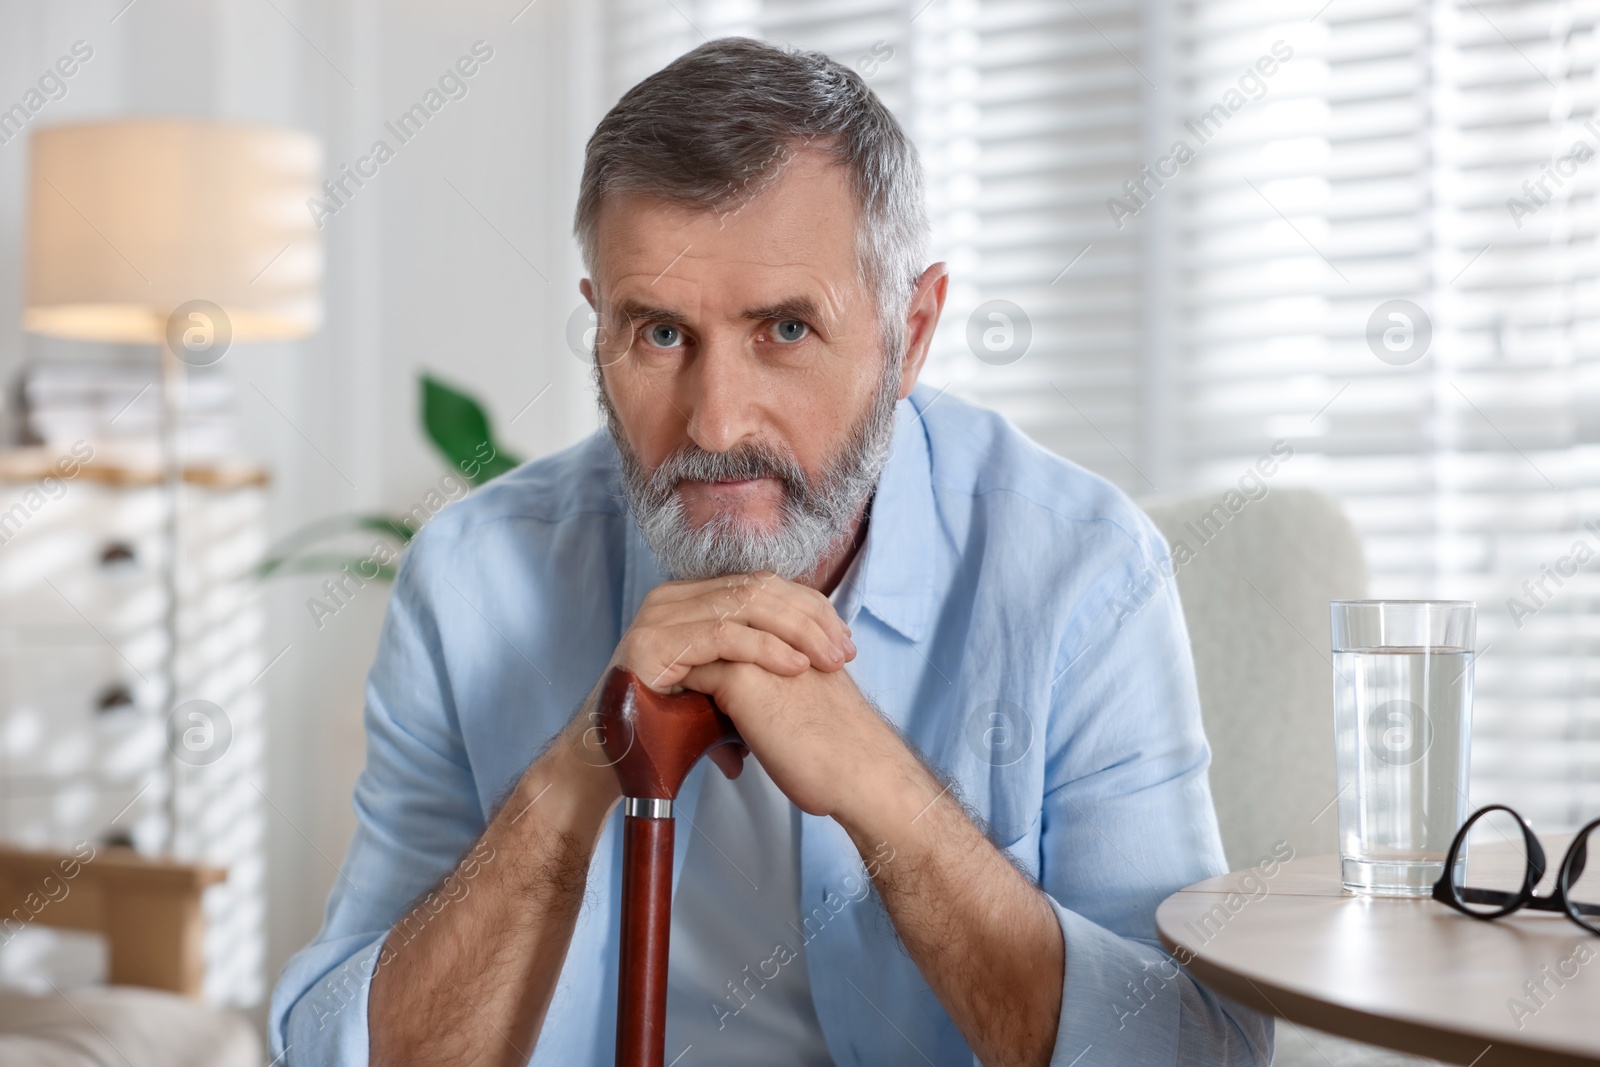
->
xmin=159 ymin=338 xmax=183 ymax=857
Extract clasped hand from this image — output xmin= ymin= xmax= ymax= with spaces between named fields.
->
xmin=603 ymin=571 xmax=898 ymax=818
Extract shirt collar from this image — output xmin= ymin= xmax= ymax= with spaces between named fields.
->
xmin=826 ymin=523 xmax=867 ymax=622
xmin=619 ymin=383 xmax=941 ymax=644
xmin=843 ymin=384 xmax=939 ymax=643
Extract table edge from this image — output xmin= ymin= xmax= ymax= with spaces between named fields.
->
xmin=1156 ymin=914 xmax=1599 ymax=1067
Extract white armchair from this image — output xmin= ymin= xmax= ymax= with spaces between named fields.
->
xmin=1139 ymin=488 xmax=1440 ymax=1067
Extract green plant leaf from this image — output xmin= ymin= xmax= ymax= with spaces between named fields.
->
xmin=258 ymin=374 xmax=524 ymax=586
xmin=422 ymin=374 xmax=523 ymax=487
xmin=254 ymin=553 xmax=397 ymax=582
xmin=255 ymin=513 xmax=411 ymax=580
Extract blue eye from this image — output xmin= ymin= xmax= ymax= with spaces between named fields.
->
xmin=772 ymin=319 xmax=809 ymax=344
xmin=646 ymin=323 xmax=682 ymax=348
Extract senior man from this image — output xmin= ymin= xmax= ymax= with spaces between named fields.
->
xmin=271 ymin=36 xmax=1270 ymax=1067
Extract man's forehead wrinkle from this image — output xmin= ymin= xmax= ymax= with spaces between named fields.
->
xmin=599 ymin=270 xmax=702 ymax=303
xmin=603 ymin=214 xmax=852 ymax=267
xmin=647 ymin=253 xmax=847 ymax=289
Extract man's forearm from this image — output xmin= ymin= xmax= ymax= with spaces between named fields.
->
xmin=836 ymin=742 xmax=1065 ymax=1067
xmin=367 ymin=716 xmax=620 ymax=1066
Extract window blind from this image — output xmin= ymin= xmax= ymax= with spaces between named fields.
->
xmin=1170 ymin=0 xmax=1600 ymax=830
xmin=596 ymin=0 xmax=1599 ymax=830
xmin=600 ymin=0 xmax=1153 ymax=486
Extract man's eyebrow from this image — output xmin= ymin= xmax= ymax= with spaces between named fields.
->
xmin=609 ymin=296 xmax=829 ymax=327
xmin=612 ymin=298 xmax=689 ymax=326
xmin=740 ymin=297 xmax=827 ymax=324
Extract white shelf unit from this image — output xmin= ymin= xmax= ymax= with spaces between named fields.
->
xmin=0 ymin=456 xmax=269 ymax=1008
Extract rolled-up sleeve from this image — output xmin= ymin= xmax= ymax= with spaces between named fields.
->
xmin=267 ymin=536 xmax=487 ymax=1064
xmin=1035 ymin=521 xmax=1273 ymax=1067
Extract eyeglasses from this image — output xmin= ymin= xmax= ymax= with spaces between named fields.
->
xmin=1431 ymin=804 xmax=1600 ymax=934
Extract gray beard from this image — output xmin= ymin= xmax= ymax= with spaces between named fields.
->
xmin=598 ymin=355 xmax=901 ymax=582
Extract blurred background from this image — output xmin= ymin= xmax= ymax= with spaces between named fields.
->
xmin=0 ymin=0 xmax=1594 ymax=1056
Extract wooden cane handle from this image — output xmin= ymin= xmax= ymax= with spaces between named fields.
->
xmin=597 ymin=667 xmax=747 ymax=800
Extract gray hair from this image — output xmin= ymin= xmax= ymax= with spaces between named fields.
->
xmin=573 ymin=36 xmax=930 ymax=353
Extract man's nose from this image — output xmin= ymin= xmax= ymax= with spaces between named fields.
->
xmin=684 ymin=336 xmax=760 ymax=454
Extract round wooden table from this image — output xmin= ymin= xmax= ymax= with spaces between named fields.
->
xmin=1156 ymin=837 xmax=1600 ymax=1066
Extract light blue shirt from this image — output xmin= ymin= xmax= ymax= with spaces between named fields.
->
xmin=269 ymin=384 xmax=1272 ymax=1066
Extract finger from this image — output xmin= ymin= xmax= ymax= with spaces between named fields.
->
xmin=629 ymin=620 xmax=810 ymax=690
xmin=664 ymin=571 xmax=852 ymax=647
xmin=637 ymin=593 xmax=842 ymax=674
xmin=701 ymin=576 xmax=851 ymax=670
xmin=635 ymin=573 xmax=854 ymax=670
xmin=679 ymin=660 xmax=739 ymax=709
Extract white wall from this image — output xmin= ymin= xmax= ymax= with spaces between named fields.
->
xmin=0 ymin=0 xmax=605 ymax=1026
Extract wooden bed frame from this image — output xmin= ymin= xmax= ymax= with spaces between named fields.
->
xmin=0 ymin=844 xmax=225 ymax=997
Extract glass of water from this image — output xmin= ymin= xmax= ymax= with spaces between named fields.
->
xmin=1330 ymin=600 xmax=1475 ymax=896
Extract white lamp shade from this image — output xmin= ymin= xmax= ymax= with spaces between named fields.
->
xmin=24 ymin=120 xmax=324 ymax=344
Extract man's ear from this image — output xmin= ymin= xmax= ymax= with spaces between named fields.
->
xmin=898 ymin=263 xmax=949 ymax=400
xmin=580 ymin=278 xmax=596 ymax=308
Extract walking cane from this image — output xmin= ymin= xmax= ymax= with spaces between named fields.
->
xmin=596 ymin=667 xmax=748 ymax=1067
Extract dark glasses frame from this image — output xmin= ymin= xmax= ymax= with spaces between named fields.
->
xmin=1431 ymin=803 xmax=1600 ymax=934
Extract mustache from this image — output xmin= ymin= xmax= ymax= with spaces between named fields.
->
xmin=646 ymin=439 xmax=810 ymax=503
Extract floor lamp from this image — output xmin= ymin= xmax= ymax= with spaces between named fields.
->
xmin=22 ymin=120 xmax=323 ymax=855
